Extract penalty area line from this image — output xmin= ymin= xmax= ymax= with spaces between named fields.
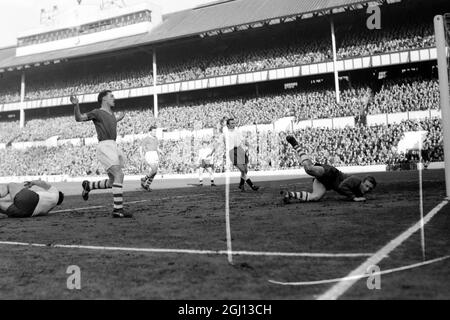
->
xmin=0 ymin=241 xmax=374 ymax=258
xmin=316 ymin=199 xmax=448 ymax=300
xmin=269 ymin=254 xmax=450 ymax=286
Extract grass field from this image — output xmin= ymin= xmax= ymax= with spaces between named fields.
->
xmin=0 ymin=169 xmax=449 ymax=299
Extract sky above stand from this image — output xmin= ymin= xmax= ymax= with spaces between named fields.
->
xmin=0 ymin=0 xmax=217 ymax=48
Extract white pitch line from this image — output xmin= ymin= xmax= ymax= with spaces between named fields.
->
xmin=316 ymin=199 xmax=448 ymax=300
xmin=0 ymin=241 xmax=374 ymax=258
xmin=269 ymin=254 xmax=450 ymax=286
xmin=51 ymin=193 xmax=209 ymax=213
xmin=51 ymin=206 xmax=105 ymax=213
xmin=230 ymin=251 xmax=374 ymax=258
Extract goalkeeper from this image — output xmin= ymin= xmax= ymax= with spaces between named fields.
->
xmin=283 ymin=135 xmax=376 ymax=203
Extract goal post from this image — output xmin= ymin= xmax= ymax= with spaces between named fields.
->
xmin=434 ymin=15 xmax=450 ymax=198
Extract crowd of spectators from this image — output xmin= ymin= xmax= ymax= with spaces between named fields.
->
xmin=0 ymin=11 xmax=438 ymax=104
xmin=336 ymin=14 xmax=435 ymax=59
xmin=24 ymin=63 xmax=154 ymax=102
xmin=1 ymin=4 xmax=445 ymax=177
xmin=0 ymin=76 xmax=440 ymax=143
xmin=367 ymin=77 xmax=439 ymax=114
xmin=0 ymin=107 xmax=157 ymax=143
xmin=0 ymin=60 xmax=154 ymax=104
xmin=156 ymin=28 xmax=333 ymax=84
xmin=0 ymin=75 xmax=21 ymax=105
xmin=277 ymin=118 xmax=443 ymax=170
xmin=0 ymin=118 xmax=443 ymax=177
xmin=0 ymin=120 xmax=22 ymax=144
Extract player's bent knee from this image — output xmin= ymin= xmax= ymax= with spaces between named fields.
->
xmin=108 ymin=166 xmax=124 ymax=183
xmin=305 ymin=165 xmax=325 ymax=178
xmin=0 ymin=185 xmax=8 ymax=198
xmin=107 ymin=178 xmax=114 ymax=188
xmin=308 ymin=194 xmax=324 ymax=202
xmin=301 ymin=158 xmax=313 ymax=167
xmin=115 ymin=172 xmax=125 ymax=183
xmin=304 ymin=166 xmax=316 ymax=176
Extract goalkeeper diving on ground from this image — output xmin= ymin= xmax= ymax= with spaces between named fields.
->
xmin=282 ymin=135 xmax=377 ymax=203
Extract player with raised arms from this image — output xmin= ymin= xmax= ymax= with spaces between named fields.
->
xmin=0 ymin=180 xmax=64 ymax=218
xmin=140 ymin=126 xmax=160 ymax=191
xmin=283 ymin=135 xmax=377 ymax=202
xmin=71 ymin=90 xmax=131 ymax=218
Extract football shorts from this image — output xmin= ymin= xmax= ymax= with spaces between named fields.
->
xmin=96 ymin=140 xmax=125 ymax=170
xmin=145 ymin=151 xmax=159 ymax=166
xmin=229 ymin=147 xmax=248 ymax=166
xmin=200 ymin=159 xmax=214 ymax=169
xmin=314 ymin=163 xmax=346 ymax=191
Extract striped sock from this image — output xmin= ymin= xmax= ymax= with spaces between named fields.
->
xmin=90 ymin=179 xmax=110 ymax=190
xmin=112 ymin=183 xmax=123 ymax=211
xmin=289 ymin=191 xmax=311 ymax=202
xmin=289 ymin=139 xmax=311 ymax=164
xmin=144 ymin=173 xmax=156 ymax=189
xmin=299 ymin=153 xmax=311 ymax=165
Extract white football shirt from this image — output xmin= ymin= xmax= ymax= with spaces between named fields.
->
xmin=30 ymin=186 xmax=60 ymax=217
xmin=222 ymin=128 xmax=244 ymax=150
xmin=199 ymin=148 xmax=213 ymax=161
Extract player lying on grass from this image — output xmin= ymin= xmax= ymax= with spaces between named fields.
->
xmin=0 ymin=180 xmax=64 ymax=218
xmin=282 ymin=135 xmax=377 ymax=203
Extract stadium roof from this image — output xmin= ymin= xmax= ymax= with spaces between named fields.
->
xmin=0 ymin=0 xmax=378 ymax=70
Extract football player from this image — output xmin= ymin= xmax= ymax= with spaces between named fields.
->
xmin=282 ymin=135 xmax=376 ymax=202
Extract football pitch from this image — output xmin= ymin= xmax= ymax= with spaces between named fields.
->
xmin=0 ymin=169 xmax=449 ymax=299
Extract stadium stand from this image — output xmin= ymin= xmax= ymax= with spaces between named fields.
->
xmin=0 ymin=0 xmax=447 ymax=179
xmin=0 ymin=74 xmax=440 ymax=142
xmin=0 ymin=118 xmax=443 ymax=176
xmin=18 ymin=11 xmax=152 ymax=47
xmin=0 ymin=3 xmax=442 ymax=103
